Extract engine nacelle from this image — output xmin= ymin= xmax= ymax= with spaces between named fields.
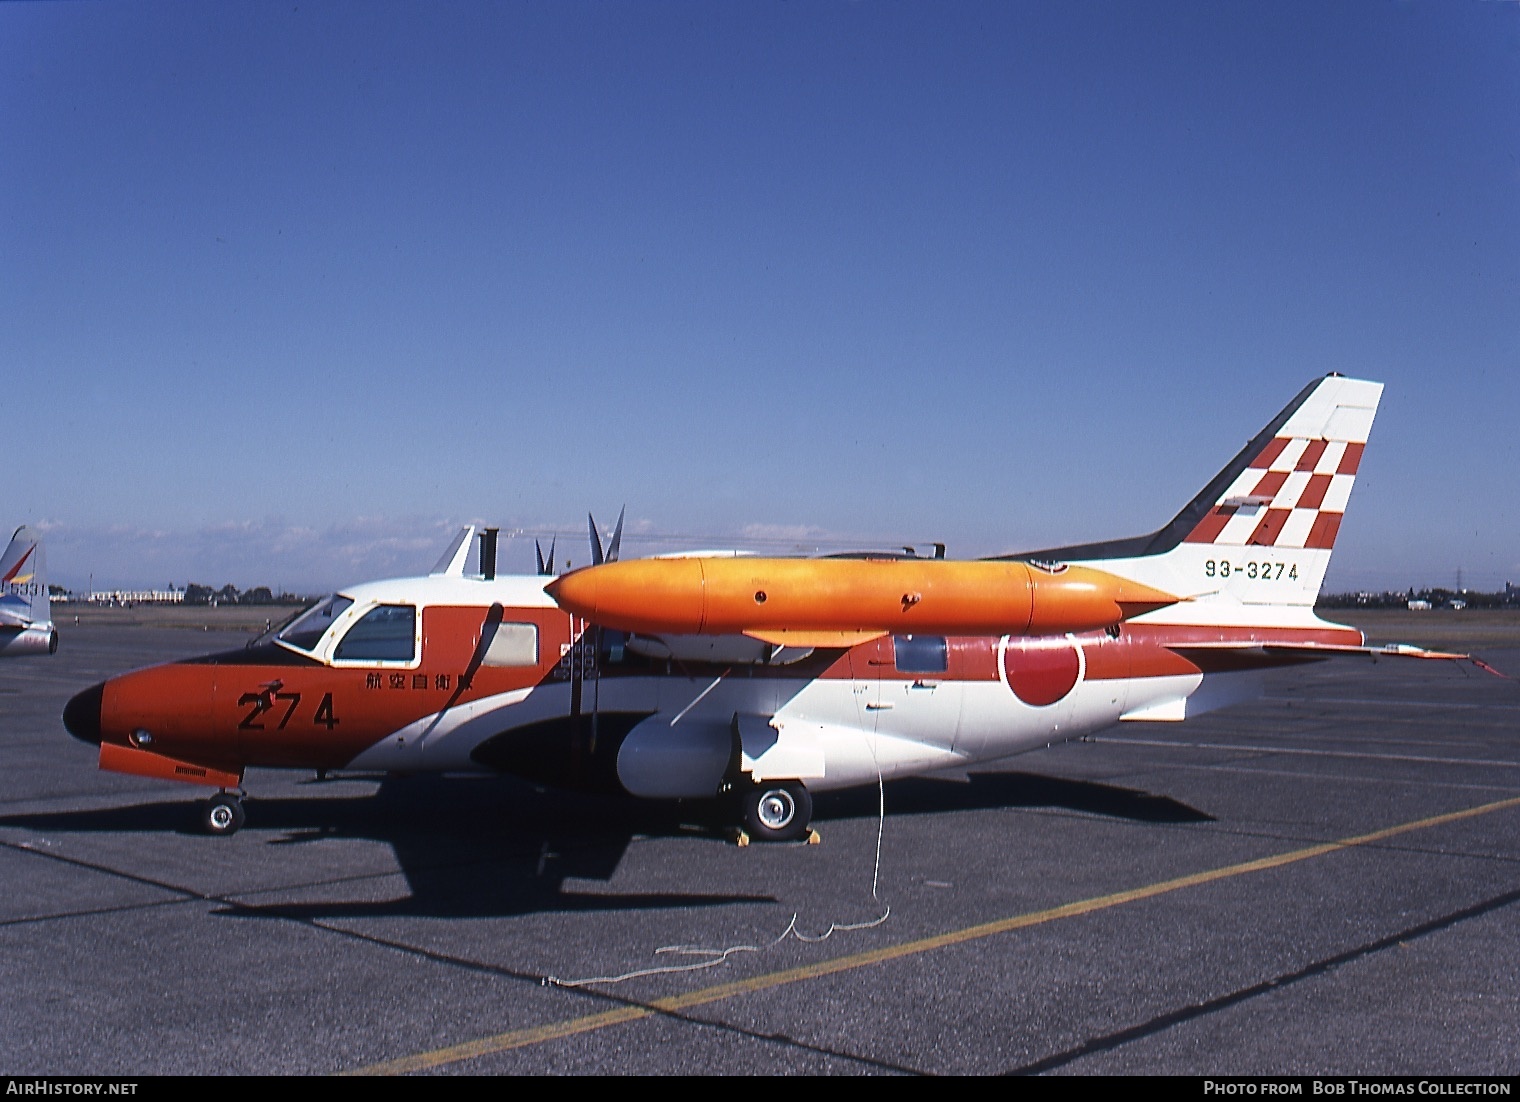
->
xmin=0 ymin=624 xmax=57 ymax=656
xmin=615 ymin=715 xmax=732 ymax=798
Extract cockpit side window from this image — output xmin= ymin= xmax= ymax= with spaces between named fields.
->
xmin=333 ymin=604 xmax=417 ymax=662
xmin=482 ymin=622 xmax=539 ymax=667
xmin=277 ymin=595 xmax=354 ymax=652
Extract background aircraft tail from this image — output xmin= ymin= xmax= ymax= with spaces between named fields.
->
xmin=0 ymin=526 xmax=56 ymax=655
xmin=1002 ymin=375 xmax=1383 ymax=621
xmin=1 ymin=526 xmax=51 ymax=627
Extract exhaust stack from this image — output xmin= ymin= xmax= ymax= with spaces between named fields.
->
xmin=479 ymin=528 xmax=499 ymax=581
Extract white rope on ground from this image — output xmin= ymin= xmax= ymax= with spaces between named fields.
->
xmin=544 ymin=759 xmax=892 ymax=989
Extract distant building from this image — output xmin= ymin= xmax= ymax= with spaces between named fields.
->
xmin=1407 ymin=599 xmax=1432 ymax=611
xmin=88 ymin=589 xmax=185 ymax=605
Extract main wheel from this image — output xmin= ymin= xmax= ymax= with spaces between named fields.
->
xmin=738 ymin=781 xmax=813 ymax=843
xmin=202 ymin=794 xmax=246 ymax=836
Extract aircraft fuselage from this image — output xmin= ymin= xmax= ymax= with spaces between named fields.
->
xmin=62 ymin=573 xmax=1356 ymax=808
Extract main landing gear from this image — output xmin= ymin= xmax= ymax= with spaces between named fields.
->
xmin=200 ymin=791 xmax=246 ymax=836
xmin=735 ymin=780 xmax=814 ymax=844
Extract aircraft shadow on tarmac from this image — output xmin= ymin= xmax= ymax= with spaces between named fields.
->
xmin=0 ymin=775 xmax=771 ymax=919
xmin=0 ymin=771 xmax=1208 ymax=920
xmin=813 ymin=770 xmax=1214 ymax=827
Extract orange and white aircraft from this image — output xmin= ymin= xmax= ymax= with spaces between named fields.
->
xmin=61 ymin=375 xmax=1475 ymax=840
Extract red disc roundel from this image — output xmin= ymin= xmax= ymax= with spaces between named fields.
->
xmin=1001 ymin=636 xmax=1082 ymax=706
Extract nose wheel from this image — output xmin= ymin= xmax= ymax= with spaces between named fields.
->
xmin=737 ymin=780 xmax=813 ymax=843
xmin=201 ymin=792 xmax=246 ymax=836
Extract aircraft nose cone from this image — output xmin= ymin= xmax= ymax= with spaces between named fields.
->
xmin=63 ymin=682 xmax=104 ymax=745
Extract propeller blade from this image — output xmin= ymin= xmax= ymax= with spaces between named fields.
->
xmin=535 ymin=537 xmax=558 ymax=576
xmin=588 ymin=513 xmax=605 ymax=566
xmin=607 ymin=506 xmax=625 ymax=564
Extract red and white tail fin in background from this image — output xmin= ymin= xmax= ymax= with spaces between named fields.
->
xmin=1000 ymin=375 xmax=1383 ymax=625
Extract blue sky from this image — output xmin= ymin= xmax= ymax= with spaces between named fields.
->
xmin=4 ymin=1 xmax=1517 ymax=595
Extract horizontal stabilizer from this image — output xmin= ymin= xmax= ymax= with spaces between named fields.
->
xmin=1170 ymin=640 xmax=1508 ymax=678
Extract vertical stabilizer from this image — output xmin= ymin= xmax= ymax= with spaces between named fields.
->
xmin=430 ymin=526 xmax=478 ymax=577
xmin=0 ymin=526 xmax=57 ymax=655
xmin=1177 ymin=375 xmax=1381 ymax=564
xmin=1000 ymin=375 xmax=1383 ymax=621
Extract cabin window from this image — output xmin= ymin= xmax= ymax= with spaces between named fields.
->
xmin=482 ymin=622 xmax=539 ymax=667
xmin=333 ymin=604 xmax=417 ymax=662
xmin=893 ymin=634 xmax=948 ymax=673
xmin=278 ymin=595 xmax=354 ymax=652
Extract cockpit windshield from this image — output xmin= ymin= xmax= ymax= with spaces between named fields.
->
xmin=276 ymin=594 xmax=354 ymax=652
xmin=247 ymin=603 xmax=317 ymax=649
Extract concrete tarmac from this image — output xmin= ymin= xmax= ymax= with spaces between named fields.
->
xmin=1 ymin=612 xmax=1517 ymax=1076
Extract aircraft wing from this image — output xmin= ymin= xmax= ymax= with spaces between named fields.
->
xmin=1167 ymin=641 xmax=1508 ymax=678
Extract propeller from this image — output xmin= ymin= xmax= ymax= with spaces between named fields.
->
xmin=588 ymin=506 xmax=625 ymax=566
xmin=535 ymin=535 xmax=556 ymax=576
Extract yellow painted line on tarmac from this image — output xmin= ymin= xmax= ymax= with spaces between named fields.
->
xmin=346 ymin=794 xmax=1520 ymax=1076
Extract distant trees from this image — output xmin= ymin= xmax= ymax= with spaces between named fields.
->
xmin=180 ymin=584 xmax=307 ymax=606
xmin=1319 ymin=587 xmax=1516 ymax=610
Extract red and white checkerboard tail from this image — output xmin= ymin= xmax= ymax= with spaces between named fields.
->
xmin=992 ymin=374 xmax=1381 ymax=617
xmin=1003 ymin=375 xmax=1384 ymax=619
xmin=1182 ymin=378 xmax=1381 ymax=555
xmin=1161 ymin=375 xmax=1384 ymax=611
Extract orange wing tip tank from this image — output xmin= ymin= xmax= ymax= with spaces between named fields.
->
xmin=545 ymin=556 xmax=1177 ymax=639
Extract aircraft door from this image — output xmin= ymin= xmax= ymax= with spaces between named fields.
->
xmin=881 ymin=634 xmax=962 ymax=752
xmin=846 ymin=636 xmax=890 ymax=730
xmin=848 ymin=635 xmax=961 ymax=753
